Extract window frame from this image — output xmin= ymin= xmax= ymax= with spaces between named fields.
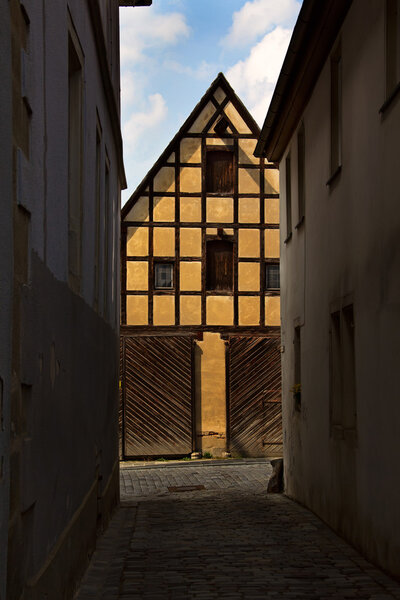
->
xmin=265 ymin=263 xmax=280 ymax=292
xmin=154 ymin=262 xmax=174 ymax=290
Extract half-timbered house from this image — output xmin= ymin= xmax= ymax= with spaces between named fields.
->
xmin=120 ymin=73 xmax=281 ymax=459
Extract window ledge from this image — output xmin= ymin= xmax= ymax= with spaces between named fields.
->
xmin=326 ymin=165 xmax=342 ymax=187
xmin=284 ymin=232 xmax=292 ymax=244
xmin=379 ymin=82 xmax=400 ymax=114
xmin=295 ymin=215 xmax=305 ymax=230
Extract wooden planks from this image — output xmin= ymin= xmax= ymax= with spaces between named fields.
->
xmin=122 ymin=335 xmax=193 ymax=457
xmin=229 ymin=336 xmax=282 ymax=457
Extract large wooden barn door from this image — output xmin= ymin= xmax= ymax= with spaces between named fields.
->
xmin=228 ymin=336 xmax=282 ymax=458
xmin=121 ymin=335 xmax=194 ymax=458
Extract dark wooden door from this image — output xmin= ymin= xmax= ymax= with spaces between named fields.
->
xmin=229 ymin=336 xmax=282 ymax=457
xmin=121 ymin=335 xmax=193 ymax=458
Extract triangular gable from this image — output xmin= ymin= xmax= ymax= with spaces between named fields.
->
xmin=122 ymin=72 xmax=260 ymax=221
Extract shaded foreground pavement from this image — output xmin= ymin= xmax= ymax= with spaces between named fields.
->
xmin=75 ymin=460 xmax=400 ymax=599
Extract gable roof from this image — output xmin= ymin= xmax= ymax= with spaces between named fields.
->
xmin=122 ymin=72 xmax=260 ymax=220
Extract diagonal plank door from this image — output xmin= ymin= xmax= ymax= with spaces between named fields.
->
xmin=122 ymin=336 xmax=193 ymax=457
xmin=229 ymin=336 xmax=282 ymax=457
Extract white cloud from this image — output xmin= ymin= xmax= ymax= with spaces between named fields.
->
xmin=227 ymin=26 xmax=292 ymax=124
xmin=120 ymin=6 xmax=190 ymax=65
xmin=222 ymin=0 xmax=299 ymax=48
xmin=163 ymin=59 xmax=217 ymax=81
xmin=123 ymin=93 xmax=168 ymax=152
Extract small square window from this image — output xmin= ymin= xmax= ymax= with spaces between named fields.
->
xmin=154 ymin=263 xmax=174 ymax=289
xmin=266 ymin=264 xmax=280 ymax=290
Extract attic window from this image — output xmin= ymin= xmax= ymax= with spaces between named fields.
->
xmin=206 ymin=150 xmax=234 ymax=194
xmin=214 ymin=117 xmax=229 ymax=136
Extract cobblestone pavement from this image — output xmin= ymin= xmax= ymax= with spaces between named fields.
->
xmin=75 ymin=460 xmax=400 ymax=600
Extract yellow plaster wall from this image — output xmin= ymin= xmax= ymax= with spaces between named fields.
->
xmin=224 ymin=102 xmax=252 ymax=134
xmin=180 ymin=138 xmax=202 ymax=163
xmin=180 ymin=228 xmax=202 ymax=257
xmin=238 ymin=229 xmax=260 ymax=258
xmin=239 ymin=198 xmax=260 ymax=223
xmin=180 ymin=197 xmax=202 ymax=222
xmin=195 ymin=332 xmax=227 ymax=455
xmin=153 ymin=227 xmax=175 ymax=257
xmin=206 ymin=137 xmax=233 ymax=147
xmin=239 ymin=168 xmax=260 ymax=194
xmin=180 ymin=296 xmax=201 ymax=325
xmin=206 ymin=296 xmax=234 ymax=326
xmin=239 ymin=297 xmax=260 ymax=326
xmin=167 ymin=152 xmax=175 ymax=163
xmin=153 ymin=197 xmax=175 ymax=222
xmin=126 ymin=295 xmax=148 ymax=325
xmin=265 ymin=229 xmax=280 ymax=258
xmin=265 ymin=197 xmax=280 ymax=224
xmin=206 ymin=197 xmax=233 ymax=223
xmin=189 ymin=101 xmax=216 ymax=133
xmin=265 ymin=296 xmax=280 ymax=326
xmin=180 ymin=167 xmax=202 ymax=193
xmin=213 ymin=87 xmax=226 ymax=104
xmin=206 ymin=228 xmax=218 ymax=235
xmin=126 ymin=227 xmax=149 ymax=257
xmin=264 ymin=169 xmax=279 ymax=194
xmin=238 ymin=262 xmax=260 ymax=291
xmin=126 ymin=261 xmax=148 ymax=291
xmin=153 ymin=295 xmax=175 ymax=325
xmin=180 ymin=262 xmax=202 ymax=291
xmin=154 ymin=167 xmax=175 ymax=193
xmin=238 ymin=139 xmax=258 ymax=165
xmin=125 ymin=197 xmax=149 ymax=222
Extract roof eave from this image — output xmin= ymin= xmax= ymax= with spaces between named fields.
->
xmin=255 ymin=0 xmax=353 ymax=163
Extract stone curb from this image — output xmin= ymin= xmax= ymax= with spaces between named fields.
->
xmin=120 ymin=458 xmax=273 ymax=471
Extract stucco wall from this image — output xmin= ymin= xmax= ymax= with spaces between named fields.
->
xmin=279 ymin=0 xmax=400 ymax=577
xmin=7 ymin=0 xmax=122 ymax=597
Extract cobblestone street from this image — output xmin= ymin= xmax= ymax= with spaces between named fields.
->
xmin=75 ymin=460 xmax=400 ymax=600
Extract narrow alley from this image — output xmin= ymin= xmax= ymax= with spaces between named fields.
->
xmin=75 ymin=461 xmax=400 ymax=600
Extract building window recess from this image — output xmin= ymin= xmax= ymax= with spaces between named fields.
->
xmin=206 ymin=150 xmax=234 ymax=194
xmin=154 ymin=263 xmax=174 ymax=289
xmin=206 ymin=239 xmax=233 ymax=291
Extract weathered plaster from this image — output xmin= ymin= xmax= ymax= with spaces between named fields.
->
xmin=127 ymin=226 xmax=148 ymax=256
xmin=180 ymin=197 xmax=202 ymax=222
xmin=153 ymin=197 xmax=175 ymax=222
xmin=153 ymin=227 xmax=175 ymax=257
xmin=206 ymin=197 xmax=233 ymax=223
xmin=238 ymin=262 xmax=260 ymax=291
xmin=238 ymin=229 xmax=260 ymax=258
xmin=180 ymin=228 xmax=202 ymax=257
xmin=206 ymin=296 xmax=234 ymax=326
xmin=125 ymin=197 xmax=149 ymax=222
xmin=239 ymin=297 xmax=260 ymax=326
xmin=126 ymin=295 xmax=148 ymax=325
xmin=180 ymin=296 xmax=202 ymax=325
xmin=180 ymin=262 xmax=202 ymax=291
xmin=239 ymin=197 xmax=260 ymax=223
xmin=153 ymin=295 xmax=175 ymax=326
xmin=195 ymin=333 xmax=227 ymax=456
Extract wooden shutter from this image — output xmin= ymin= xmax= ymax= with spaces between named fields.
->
xmin=206 ymin=151 xmax=233 ymax=193
xmin=206 ymin=240 xmax=233 ymax=291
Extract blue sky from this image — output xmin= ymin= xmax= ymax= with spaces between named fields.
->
xmin=119 ymin=0 xmax=302 ymax=204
